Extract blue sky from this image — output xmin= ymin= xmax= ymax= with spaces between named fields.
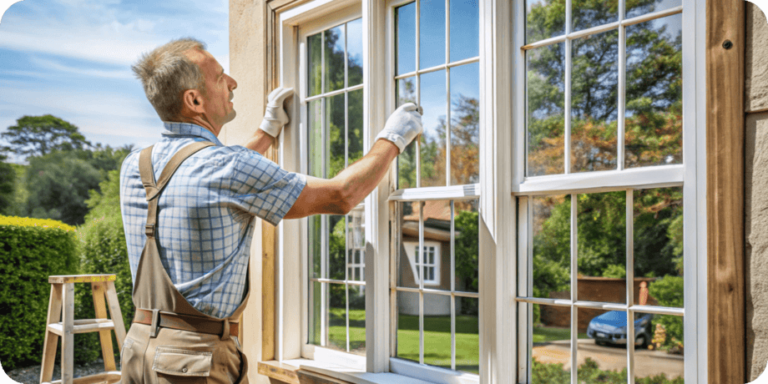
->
xmin=0 ymin=0 xmax=229 ymax=163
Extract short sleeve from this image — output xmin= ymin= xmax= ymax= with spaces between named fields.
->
xmin=227 ymin=147 xmax=307 ymax=226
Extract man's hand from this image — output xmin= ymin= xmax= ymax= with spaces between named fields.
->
xmin=374 ymin=102 xmax=423 ymax=153
xmin=260 ymin=87 xmax=294 ymax=137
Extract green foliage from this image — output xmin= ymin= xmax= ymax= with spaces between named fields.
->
xmin=648 ymin=275 xmax=684 ymax=349
xmin=531 ymin=358 xmax=684 ymax=384
xmin=455 ymin=210 xmax=479 ymax=315
xmin=602 ymin=264 xmax=626 ymax=278
xmin=0 ymin=155 xmax=16 ymax=215
xmin=2 ymin=115 xmax=91 ymax=158
xmin=0 ymin=216 xmax=78 ymax=370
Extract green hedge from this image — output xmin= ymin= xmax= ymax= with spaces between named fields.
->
xmin=0 ymin=216 xmax=78 ymax=370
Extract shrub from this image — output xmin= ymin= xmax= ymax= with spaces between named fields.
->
xmin=648 ymin=275 xmax=684 ymax=349
xmin=0 ymin=216 xmax=78 ymax=370
xmin=531 ymin=358 xmax=684 ymax=384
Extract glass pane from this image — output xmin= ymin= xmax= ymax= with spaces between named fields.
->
xmin=328 ymin=215 xmax=346 ymax=281
xmin=449 ymin=63 xmax=480 ymax=185
xmin=397 ymin=77 xmax=417 ymax=106
xmin=423 ymin=293 xmax=451 ymax=369
xmin=327 ymin=283 xmax=347 ymax=351
xmin=348 ymin=89 xmax=364 ymax=164
xmin=455 ymin=199 xmax=479 ymax=293
xmin=347 ymin=18 xmax=364 ymax=87
xmin=309 ymin=281 xmax=322 ymax=345
xmin=398 ymin=202 xmax=421 ymax=289
xmin=527 ymin=42 xmax=565 ymax=177
xmin=576 ymin=191 xmax=626 ymax=304
xmin=421 ymin=199 xmax=450 ymax=289
xmin=572 ymin=0 xmax=618 ymax=33
xmin=419 ymin=0 xmax=446 ymax=69
xmin=450 ymin=0 xmax=479 ymax=62
xmin=457 ymin=297 xmax=479 ymax=374
xmin=635 ymin=313 xmax=684 ymax=382
xmin=397 ymin=77 xmax=418 ymax=189
xmin=580 ymin=308 xmax=627 ymax=381
xmin=349 ymin=285 xmax=366 ymax=356
xmin=309 ymin=215 xmax=322 ymax=279
xmin=625 ymin=14 xmax=682 ymax=169
xmin=420 ymin=70 xmax=447 ymax=187
xmin=326 ymin=93 xmax=345 ymax=178
xmin=307 ymin=33 xmax=322 ymax=97
xmin=308 ymin=99 xmax=323 ymax=178
xmin=634 ymin=188 xmax=684 ymax=308
xmin=325 ymin=25 xmax=346 ymax=92
xmin=532 ymin=304 xmax=571 ymax=382
xmin=627 ymin=0 xmax=682 ymax=19
xmin=396 ymin=2 xmax=416 ymax=75
xmin=532 ymin=195 xmax=571 ymax=299
xmin=571 ymin=29 xmax=619 ymax=173
xmin=396 ymin=290 xmax=420 ymax=362
xmin=526 ymin=0 xmax=565 ymax=44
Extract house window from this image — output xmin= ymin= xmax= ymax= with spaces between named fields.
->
xmin=306 ymin=16 xmax=367 ymax=357
xmin=414 ymin=243 xmax=439 ymax=285
xmin=515 ymin=0 xmax=692 ymax=381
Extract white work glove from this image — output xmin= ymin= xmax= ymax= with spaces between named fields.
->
xmin=375 ymin=103 xmax=423 ymax=153
xmin=259 ymin=87 xmax=294 ymax=137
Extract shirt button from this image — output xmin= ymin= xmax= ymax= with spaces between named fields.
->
xmin=182 ymin=368 xmax=188 ymax=373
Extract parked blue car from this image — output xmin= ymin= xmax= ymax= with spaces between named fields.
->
xmin=586 ymin=311 xmax=653 ymax=347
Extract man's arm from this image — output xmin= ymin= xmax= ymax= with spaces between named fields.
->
xmin=284 ymin=140 xmax=399 ymax=219
xmin=244 ymin=87 xmax=293 ymax=156
xmin=244 ymin=129 xmax=273 ymax=156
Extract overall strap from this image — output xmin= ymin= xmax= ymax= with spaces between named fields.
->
xmin=139 ymin=141 xmax=215 ymax=238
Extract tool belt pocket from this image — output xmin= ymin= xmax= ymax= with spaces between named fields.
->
xmin=152 ymin=347 xmax=212 ymax=384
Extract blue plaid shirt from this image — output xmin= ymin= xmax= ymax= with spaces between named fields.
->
xmin=120 ymin=122 xmax=306 ymax=318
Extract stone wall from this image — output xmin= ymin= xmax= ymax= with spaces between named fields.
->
xmin=746 ymin=3 xmax=768 ymax=380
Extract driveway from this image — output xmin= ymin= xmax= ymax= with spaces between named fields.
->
xmin=532 ymin=339 xmax=684 ymax=379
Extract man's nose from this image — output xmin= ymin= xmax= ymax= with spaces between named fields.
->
xmin=228 ymin=75 xmax=238 ymax=90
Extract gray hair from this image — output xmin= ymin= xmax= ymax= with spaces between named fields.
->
xmin=131 ymin=38 xmax=207 ymax=121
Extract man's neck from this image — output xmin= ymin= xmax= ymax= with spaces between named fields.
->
xmin=177 ymin=115 xmax=220 ymax=137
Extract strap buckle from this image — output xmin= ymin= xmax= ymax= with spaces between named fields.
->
xmin=149 ymin=309 xmax=160 ymax=338
xmin=145 ymin=224 xmax=156 ymax=237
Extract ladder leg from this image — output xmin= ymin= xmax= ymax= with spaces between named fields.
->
xmin=61 ymin=283 xmax=74 ymax=384
xmin=91 ymin=282 xmax=116 ymax=371
xmin=104 ymin=281 xmax=126 ymax=351
xmin=40 ymin=284 xmax=62 ymax=384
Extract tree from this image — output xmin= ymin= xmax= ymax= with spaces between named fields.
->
xmin=0 ymin=154 xmax=16 ymax=215
xmin=2 ymin=115 xmax=91 ymax=159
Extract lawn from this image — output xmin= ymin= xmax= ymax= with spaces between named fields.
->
xmin=395 ymin=313 xmax=480 ymax=374
xmin=533 ymin=325 xmax=587 ymax=343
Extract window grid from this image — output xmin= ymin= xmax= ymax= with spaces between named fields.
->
xmin=414 ymin=245 xmax=438 ymax=285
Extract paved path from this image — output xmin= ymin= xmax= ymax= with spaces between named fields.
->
xmin=532 ymin=339 xmax=683 ymax=379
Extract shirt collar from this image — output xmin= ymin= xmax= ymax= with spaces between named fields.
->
xmin=161 ymin=122 xmax=224 ymax=146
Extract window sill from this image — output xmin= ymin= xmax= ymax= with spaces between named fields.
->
xmin=257 ymin=360 xmax=435 ymax=384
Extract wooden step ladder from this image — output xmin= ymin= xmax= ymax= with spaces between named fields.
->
xmin=40 ymin=275 xmax=126 ymax=384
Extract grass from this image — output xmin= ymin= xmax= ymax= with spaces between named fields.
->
xmin=395 ymin=313 xmax=480 ymax=374
xmin=533 ymin=326 xmax=587 ymax=343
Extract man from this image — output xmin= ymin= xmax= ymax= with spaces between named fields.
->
xmin=119 ymin=38 xmax=421 ymax=383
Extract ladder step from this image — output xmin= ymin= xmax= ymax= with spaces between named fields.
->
xmin=47 ymin=319 xmax=115 ymax=336
xmin=43 ymin=371 xmax=121 ymax=384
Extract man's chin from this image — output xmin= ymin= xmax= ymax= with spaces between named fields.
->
xmin=223 ymin=110 xmax=237 ymax=125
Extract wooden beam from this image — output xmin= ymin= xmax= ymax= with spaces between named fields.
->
xmin=707 ymin=0 xmax=745 ymax=381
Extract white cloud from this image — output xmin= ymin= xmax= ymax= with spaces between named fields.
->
xmin=29 ymin=57 xmax=133 ymax=79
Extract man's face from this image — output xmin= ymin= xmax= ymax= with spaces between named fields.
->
xmin=187 ymin=49 xmax=238 ymax=130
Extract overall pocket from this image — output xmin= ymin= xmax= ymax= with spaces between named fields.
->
xmin=152 ymin=347 xmax=212 ymax=384
xmin=120 ymin=338 xmax=144 ymax=383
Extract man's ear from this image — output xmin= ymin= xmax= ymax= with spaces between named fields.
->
xmin=181 ymin=89 xmax=204 ymax=115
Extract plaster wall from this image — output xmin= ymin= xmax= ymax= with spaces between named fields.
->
xmin=745 ymin=3 xmax=768 ymax=380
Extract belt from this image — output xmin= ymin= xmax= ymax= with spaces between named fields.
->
xmin=133 ymin=308 xmax=239 ymax=339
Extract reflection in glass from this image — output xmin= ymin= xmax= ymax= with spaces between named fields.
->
xmin=531 ymin=304 xmax=571 ymax=382
xmin=347 ymin=18 xmax=364 ymax=87
xmin=634 ymin=188 xmax=683 ymax=308
xmin=349 ymin=285 xmax=366 ymax=355
xmin=571 ymin=29 xmax=619 ymax=173
xmin=576 ymin=191 xmax=626 ymax=304
xmin=634 ymin=313 xmax=684 ymax=382
xmin=527 ymin=42 xmax=565 ymax=176
xmin=456 ymin=297 xmax=480 ymax=374
xmin=450 ymin=0 xmax=479 ymax=62
xmin=417 ymin=199 xmax=451 ymax=290
xmin=579 ymin=308 xmax=627 ymax=380
xmin=324 ymin=25 xmax=345 ymax=92
xmin=454 ymin=200 xmax=479 ymax=294
xmin=627 ymin=0 xmax=682 ymax=19
xmin=347 ymin=205 xmax=366 ymax=282
xmin=397 ymin=77 xmax=418 ymax=189
xmin=625 ymin=14 xmax=682 ymax=169
xmin=326 ymin=93 xmax=345 ymax=178
xmin=526 ymin=0 xmax=565 ymax=44
xmin=450 ymin=63 xmax=480 ymax=185
xmin=309 ymin=281 xmax=322 ymax=345
xmin=308 ymin=99 xmax=323 ymax=178
xmin=397 ymin=77 xmax=417 ymax=107
xmin=531 ymin=195 xmax=570 ymax=299
xmin=328 ymin=215 xmax=346 ymax=281
xmin=348 ymin=89 xmax=364 ymax=164
xmin=396 ymin=2 xmax=416 ymax=75
xmin=307 ymin=32 xmax=322 ymax=97
xmin=398 ymin=202 xmax=422 ymax=289
xmin=572 ymin=0 xmax=618 ymax=32
xmin=309 ymin=215 xmax=322 ymax=279
xmin=328 ymin=283 xmax=347 ymax=351
xmin=396 ymin=290 xmax=420 ymax=362
xmin=420 ymin=70 xmax=447 ymax=187
xmin=420 ymin=0 xmax=446 ymax=69
xmin=423 ymin=293 xmax=451 ymax=369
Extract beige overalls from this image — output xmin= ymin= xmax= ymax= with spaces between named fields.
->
xmin=120 ymin=142 xmax=250 ymax=384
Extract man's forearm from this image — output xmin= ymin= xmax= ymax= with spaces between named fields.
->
xmin=244 ymin=129 xmax=274 ymax=156
xmin=334 ymin=139 xmax=400 ymax=210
